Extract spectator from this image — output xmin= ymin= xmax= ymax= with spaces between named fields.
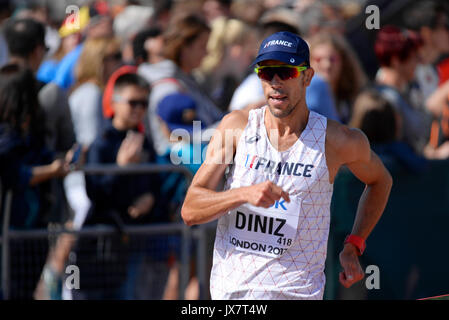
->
xmin=349 ymin=88 xmax=428 ymax=173
xmin=0 ymin=64 xmax=72 ymax=227
xmin=202 ymin=0 xmax=232 ymax=24
xmin=294 ymin=2 xmax=345 ymax=120
xmin=403 ymin=0 xmax=449 ymax=108
xmin=259 ymin=5 xmax=301 ymax=34
xmin=196 ymin=18 xmax=258 ymax=111
xmin=102 ymin=65 xmax=140 ymax=121
xmin=4 ymin=17 xmax=76 ymax=243
xmin=157 ymin=93 xmax=207 ymax=184
xmin=156 ymin=92 xmax=208 ymax=300
xmin=295 ymin=1 xmax=345 ymax=38
xmin=374 ymin=26 xmax=433 ymax=155
xmin=305 ymin=66 xmax=340 ymax=121
xmin=66 ymin=34 xmax=122 ymax=236
xmin=138 ymin=13 xmax=224 ymax=155
xmin=14 ymin=0 xmax=61 ymax=58
xmin=403 ymin=1 xmax=449 ymax=152
xmin=52 ymin=3 xmax=114 ymax=90
xmin=309 ymin=32 xmax=367 ymax=124
xmin=63 ymin=35 xmax=122 ymax=246
xmin=72 ymin=72 xmax=163 ymax=300
xmin=69 ymin=37 xmax=122 ymax=148
xmin=154 ymin=92 xmax=207 ymax=209
xmin=132 ymin=27 xmax=164 ymax=66
xmin=35 ymin=36 xmax=122 ymax=300
xmin=0 ymin=64 xmax=72 ymax=299
xmin=3 ymin=17 xmax=75 ymax=154
xmin=4 ymin=17 xmax=79 ymax=300
xmin=229 ymin=0 xmax=265 ymax=26
xmin=36 ymin=6 xmax=88 ymax=84
xmin=147 ymin=0 xmax=173 ymax=30
xmin=112 ymin=4 xmax=154 ymax=64
xmin=39 ymin=59 xmax=128 ymax=301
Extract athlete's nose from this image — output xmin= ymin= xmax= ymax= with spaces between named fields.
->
xmin=270 ymin=74 xmax=283 ymax=87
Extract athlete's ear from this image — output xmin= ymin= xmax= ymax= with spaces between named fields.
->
xmin=303 ymin=67 xmax=314 ymax=87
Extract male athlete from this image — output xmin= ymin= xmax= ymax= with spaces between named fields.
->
xmin=181 ymin=31 xmax=392 ymax=300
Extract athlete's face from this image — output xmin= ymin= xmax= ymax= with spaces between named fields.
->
xmin=259 ymin=60 xmax=314 ymax=118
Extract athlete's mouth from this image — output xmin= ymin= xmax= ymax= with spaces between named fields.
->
xmin=269 ymin=94 xmax=288 ymax=103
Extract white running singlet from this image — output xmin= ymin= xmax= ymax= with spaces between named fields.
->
xmin=210 ymin=106 xmax=333 ymax=300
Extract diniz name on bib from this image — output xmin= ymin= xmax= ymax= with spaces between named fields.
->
xmin=228 ymin=199 xmax=301 ymax=258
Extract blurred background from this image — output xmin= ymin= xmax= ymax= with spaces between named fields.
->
xmin=0 ymin=0 xmax=449 ymax=300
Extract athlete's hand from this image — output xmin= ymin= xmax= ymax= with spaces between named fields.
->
xmin=338 ymin=243 xmax=364 ymax=288
xmin=243 ymin=181 xmax=290 ymax=208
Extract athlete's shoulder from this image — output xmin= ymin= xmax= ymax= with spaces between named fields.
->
xmin=327 ymin=119 xmax=367 ymax=143
xmin=218 ymin=109 xmax=250 ymax=131
xmin=326 ymin=119 xmax=370 ymax=163
xmin=206 ymin=109 xmax=251 ymax=161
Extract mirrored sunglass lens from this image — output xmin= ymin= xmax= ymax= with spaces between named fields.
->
xmin=278 ymin=67 xmax=298 ymax=80
xmin=258 ymin=68 xmax=275 ymax=80
xmin=258 ymin=67 xmax=298 ymax=80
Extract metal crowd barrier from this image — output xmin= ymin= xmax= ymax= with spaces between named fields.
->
xmin=0 ymin=163 xmax=214 ymax=300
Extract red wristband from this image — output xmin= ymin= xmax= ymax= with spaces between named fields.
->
xmin=344 ymin=234 xmax=366 ymax=256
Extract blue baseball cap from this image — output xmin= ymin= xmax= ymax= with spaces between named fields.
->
xmin=157 ymin=93 xmax=204 ymax=134
xmin=251 ymin=31 xmax=310 ymax=67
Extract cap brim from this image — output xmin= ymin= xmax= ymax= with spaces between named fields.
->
xmin=251 ymin=51 xmax=307 ymax=67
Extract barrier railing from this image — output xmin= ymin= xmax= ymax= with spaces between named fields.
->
xmin=0 ymin=163 xmax=212 ymax=300
xmin=6 ymin=159 xmax=449 ymax=300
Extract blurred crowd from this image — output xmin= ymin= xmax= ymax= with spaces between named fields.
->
xmin=1 ymin=0 xmax=449 ymax=300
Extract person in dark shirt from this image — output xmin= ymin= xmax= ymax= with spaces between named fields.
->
xmin=0 ymin=64 xmax=73 ymax=299
xmin=3 ymin=17 xmax=75 ymax=155
xmin=84 ymin=73 xmax=161 ymax=226
xmin=72 ymin=72 xmax=167 ymax=300
xmin=0 ymin=64 xmax=73 ymax=229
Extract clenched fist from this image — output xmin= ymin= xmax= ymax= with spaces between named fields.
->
xmin=242 ymin=180 xmax=290 ymax=208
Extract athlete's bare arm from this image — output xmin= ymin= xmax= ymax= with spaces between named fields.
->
xmin=181 ymin=110 xmax=290 ymax=226
xmin=326 ymin=120 xmax=393 ymax=288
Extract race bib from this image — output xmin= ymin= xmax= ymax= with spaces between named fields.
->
xmin=228 ymin=198 xmax=301 ymax=258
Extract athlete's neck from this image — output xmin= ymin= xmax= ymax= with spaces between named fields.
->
xmin=265 ymin=103 xmax=309 ymax=137
xmin=264 ymin=104 xmax=309 ymax=152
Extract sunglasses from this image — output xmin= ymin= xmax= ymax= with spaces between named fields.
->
xmin=114 ymin=95 xmax=148 ymax=109
xmin=254 ymin=65 xmax=308 ymax=81
xmin=126 ymin=99 xmax=148 ymax=109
